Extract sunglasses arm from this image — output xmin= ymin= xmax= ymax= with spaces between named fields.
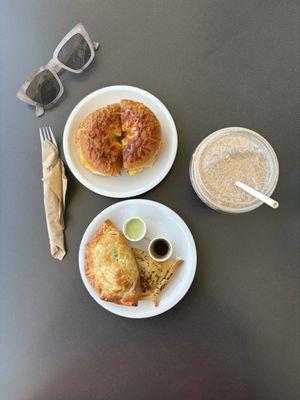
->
xmin=93 ymin=41 xmax=100 ymax=51
xmin=35 ymin=104 xmax=45 ymax=117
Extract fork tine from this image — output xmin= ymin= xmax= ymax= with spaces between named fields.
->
xmin=44 ymin=126 xmax=51 ymax=141
xmin=39 ymin=128 xmax=44 ymax=144
xmin=48 ymin=126 xmax=57 ymax=147
xmin=42 ymin=127 xmax=49 ymax=142
xmin=39 ymin=126 xmax=58 ymax=149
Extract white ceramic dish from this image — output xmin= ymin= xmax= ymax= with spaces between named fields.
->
xmin=148 ymin=236 xmax=173 ymax=262
xmin=122 ymin=217 xmax=147 ymax=242
xmin=79 ymin=200 xmax=197 ymax=318
xmin=63 ymin=85 xmax=178 ymax=198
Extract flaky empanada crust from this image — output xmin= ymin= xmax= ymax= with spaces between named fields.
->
xmin=85 ymin=220 xmax=140 ymax=306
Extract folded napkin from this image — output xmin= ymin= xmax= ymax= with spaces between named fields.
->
xmin=41 ymin=140 xmax=67 ymax=260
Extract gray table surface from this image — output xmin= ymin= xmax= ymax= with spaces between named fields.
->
xmin=1 ymin=1 xmax=299 ymax=399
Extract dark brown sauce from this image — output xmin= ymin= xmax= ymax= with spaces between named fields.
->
xmin=151 ymin=239 xmax=169 ymax=258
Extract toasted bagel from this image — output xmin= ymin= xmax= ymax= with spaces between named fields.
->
xmin=76 ymin=103 xmax=123 ymax=176
xmin=121 ymin=99 xmax=161 ymax=175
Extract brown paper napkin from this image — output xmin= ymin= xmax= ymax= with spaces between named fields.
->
xmin=41 ymin=140 xmax=67 ymax=260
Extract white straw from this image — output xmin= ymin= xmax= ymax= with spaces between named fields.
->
xmin=235 ymin=181 xmax=279 ymax=209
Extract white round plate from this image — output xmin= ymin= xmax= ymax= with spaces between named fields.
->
xmin=79 ymin=200 xmax=197 ymax=318
xmin=63 ymin=85 xmax=178 ymax=198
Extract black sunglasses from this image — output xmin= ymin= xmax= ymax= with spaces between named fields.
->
xmin=16 ymin=23 xmax=100 ymax=117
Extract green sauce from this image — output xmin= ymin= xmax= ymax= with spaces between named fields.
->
xmin=125 ymin=218 xmax=145 ymax=240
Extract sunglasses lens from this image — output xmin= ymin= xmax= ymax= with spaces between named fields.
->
xmin=26 ymin=69 xmax=61 ymax=105
xmin=57 ymin=33 xmax=92 ymax=70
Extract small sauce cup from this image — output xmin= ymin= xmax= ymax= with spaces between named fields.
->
xmin=148 ymin=237 xmax=173 ymax=262
xmin=123 ymin=217 xmax=146 ymax=242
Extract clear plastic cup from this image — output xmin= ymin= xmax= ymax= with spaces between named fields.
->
xmin=189 ymin=127 xmax=279 ymax=213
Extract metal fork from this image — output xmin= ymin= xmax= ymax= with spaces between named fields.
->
xmin=39 ymin=126 xmax=57 ymax=147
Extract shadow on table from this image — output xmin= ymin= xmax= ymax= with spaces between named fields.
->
xmin=28 ymin=288 xmax=247 ymax=400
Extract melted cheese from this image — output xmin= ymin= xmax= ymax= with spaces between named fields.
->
xmin=77 ymin=146 xmax=104 ymax=175
xmin=128 ymin=168 xmax=143 ymax=175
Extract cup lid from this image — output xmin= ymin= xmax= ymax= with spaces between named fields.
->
xmin=190 ymin=127 xmax=279 ymax=213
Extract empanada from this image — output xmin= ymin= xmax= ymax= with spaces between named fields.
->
xmin=85 ymin=220 xmax=140 ymax=306
xmin=133 ymin=248 xmax=183 ymax=306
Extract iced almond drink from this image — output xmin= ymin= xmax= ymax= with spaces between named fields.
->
xmin=190 ymin=128 xmax=279 ymax=213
